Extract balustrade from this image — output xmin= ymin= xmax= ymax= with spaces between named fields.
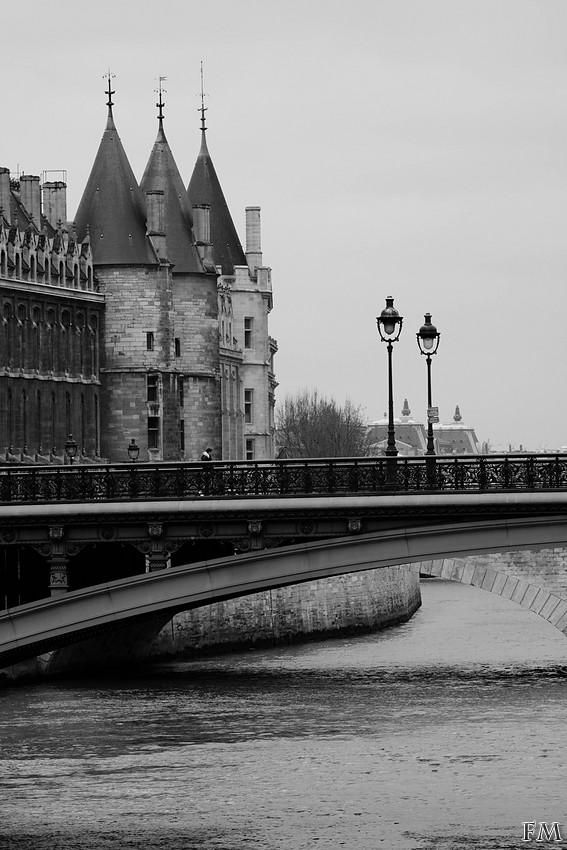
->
xmin=1 ymin=454 xmax=567 ymax=505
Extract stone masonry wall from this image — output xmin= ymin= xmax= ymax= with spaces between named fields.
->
xmin=149 ymin=564 xmax=422 ymax=658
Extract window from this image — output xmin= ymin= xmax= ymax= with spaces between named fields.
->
xmin=245 ymin=438 xmax=255 ymax=461
xmin=179 ymin=419 xmax=185 ymax=452
xmin=175 ymin=338 xmax=181 ymax=357
xmin=178 ymin=377 xmax=184 ymax=408
xmin=244 ymin=388 xmax=254 ymax=424
xmin=146 ymin=332 xmax=154 ymax=351
xmin=244 ymin=317 xmax=253 ymax=349
xmin=147 ymin=374 xmax=159 ymax=403
xmin=148 ymin=416 xmax=160 ymax=449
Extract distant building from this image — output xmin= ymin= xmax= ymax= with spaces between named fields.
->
xmin=0 ymin=83 xmax=277 ymax=464
xmin=366 ymin=400 xmax=479 ymax=456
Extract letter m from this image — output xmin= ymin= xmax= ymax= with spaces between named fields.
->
xmin=537 ymin=822 xmax=562 ymax=841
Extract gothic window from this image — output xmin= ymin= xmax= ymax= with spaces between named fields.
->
xmin=3 ymin=302 xmax=12 ymax=367
xmin=179 ymin=419 xmax=185 ymax=452
xmin=244 ymin=388 xmax=254 ymax=424
xmin=146 ymin=331 xmax=154 ymax=351
xmin=76 ymin=313 xmax=85 ymax=374
xmin=22 ymin=390 xmax=28 ymax=450
xmin=175 ymin=338 xmax=181 ymax=357
xmin=147 ymin=374 xmax=159 ymax=403
xmin=178 ymin=377 xmax=184 ymax=408
xmin=37 ymin=390 xmax=42 ymax=453
xmin=0 ymin=250 xmax=6 ymax=277
xmin=7 ymin=389 xmax=13 ymax=448
xmin=51 ymin=392 xmax=56 ymax=452
xmin=94 ymin=394 xmax=99 ymax=455
xmin=65 ymin=391 xmax=71 ymax=437
xmin=17 ymin=304 xmax=26 ymax=370
xmin=61 ymin=310 xmax=71 ymax=373
xmin=148 ymin=416 xmax=160 ymax=449
xmin=30 ymin=255 xmax=36 ymax=282
xmin=244 ymin=317 xmax=254 ymax=349
xmin=245 ymin=438 xmax=255 ymax=461
xmin=74 ymin=264 xmax=79 ymax=288
xmin=46 ymin=309 xmax=56 ymax=372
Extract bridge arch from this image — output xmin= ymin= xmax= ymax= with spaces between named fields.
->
xmin=2 ymin=515 xmax=567 ymax=671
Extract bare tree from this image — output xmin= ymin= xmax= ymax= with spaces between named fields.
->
xmin=276 ymin=390 xmax=367 ymax=458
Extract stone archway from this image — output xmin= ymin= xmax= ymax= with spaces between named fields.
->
xmin=418 ymin=550 xmax=567 ymax=636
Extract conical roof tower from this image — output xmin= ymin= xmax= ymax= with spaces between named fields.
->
xmin=74 ymin=79 xmax=156 ymax=265
xmin=140 ymin=86 xmax=204 ymax=274
xmin=187 ymin=98 xmax=246 ymax=274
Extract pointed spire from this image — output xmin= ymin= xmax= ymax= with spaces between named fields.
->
xmin=188 ymin=69 xmax=245 ymax=274
xmin=402 ymin=399 xmax=411 ymax=417
xmin=74 ymin=88 xmax=156 ymax=266
xmin=454 ymin=405 xmax=462 ymax=422
xmin=141 ymin=91 xmax=205 ymax=274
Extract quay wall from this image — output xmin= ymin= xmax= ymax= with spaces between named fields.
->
xmin=148 ymin=564 xmax=422 ymax=659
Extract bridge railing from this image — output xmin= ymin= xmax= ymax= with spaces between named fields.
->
xmin=1 ymin=454 xmax=567 ymax=505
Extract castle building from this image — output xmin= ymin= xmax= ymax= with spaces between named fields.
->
xmin=0 ymin=81 xmax=277 ymax=464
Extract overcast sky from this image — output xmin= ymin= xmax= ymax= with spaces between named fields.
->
xmin=4 ymin=0 xmax=567 ymax=450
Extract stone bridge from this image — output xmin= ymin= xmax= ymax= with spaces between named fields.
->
xmin=2 ymin=454 xmax=567 ymax=672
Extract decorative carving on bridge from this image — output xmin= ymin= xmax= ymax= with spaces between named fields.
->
xmin=348 ymin=519 xmax=363 ymax=534
xmin=200 ymin=523 xmax=214 ymax=538
xmin=299 ymin=521 xmax=314 ymax=535
xmin=148 ymin=523 xmax=163 ymax=538
xmin=1 ymin=528 xmax=16 ymax=543
xmin=100 ymin=525 xmax=116 ymax=541
xmin=48 ymin=526 xmax=64 ymax=540
xmin=234 ymin=538 xmax=252 ymax=552
xmin=248 ymin=520 xmax=263 ymax=535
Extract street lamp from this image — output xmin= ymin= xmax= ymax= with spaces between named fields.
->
xmin=64 ymin=434 xmax=78 ymax=464
xmin=127 ymin=438 xmax=140 ymax=462
xmin=376 ymin=296 xmax=403 ymax=484
xmin=417 ymin=313 xmax=440 ymax=487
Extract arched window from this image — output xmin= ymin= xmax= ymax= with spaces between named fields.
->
xmin=46 ymin=308 xmax=56 ymax=372
xmin=37 ymin=390 xmax=42 ymax=454
xmin=22 ymin=390 xmax=28 ymax=451
xmin=61 ymin=310 xmax=71 ymax=374
xmin=1 ymin=250 xmax=7 ymax=277
xmin=65 ymin=391 xmax=71 ymax=438
xmin=15 ymin=253 xmax=21 ymax=280
xmin=17 ymin=304 xmax=26 ymax=370
xmin=3 ymin=302 xmax=12 ymax=367
xmin=31 ymin=306 xmax=41 ymax=370
xmin=74 ymin=264 xmax=79 ymax=288
xmin=7 ymin=389 xmax=13 ymax=449
xmin=30 ymin=255 xmax=36 ymax=282
xmin=59 ymin=261 xmax=64 ymax=285
xmin=76 ymin=313 xmax=85 ymax=374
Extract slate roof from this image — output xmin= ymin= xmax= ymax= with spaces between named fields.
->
xmin=187 ymin=129 xmax=246 ymax=274
xmin=74 ymin=107 xmax=157 ymax=266
xmin=140 ymin=121 xmax=205 ymax=275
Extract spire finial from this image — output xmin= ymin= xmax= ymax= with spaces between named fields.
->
xmin=199 ymin=60 xmax=208 ymax=132
xmin=104 ymin=69 xmax=115 ymax=112
xmin=155 ymin=76 xmax=167 ymax=124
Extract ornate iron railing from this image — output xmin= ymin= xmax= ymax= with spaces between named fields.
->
xmin=1 ymin=454 xmax=567 ymax=505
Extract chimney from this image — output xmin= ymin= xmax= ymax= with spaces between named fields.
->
xmin=193 ymin=203 xmax=215 ymax=270
xmin=145 ymin=190 xmax=167 ymax=260
xmin=245 ymin=206 xmax=262 ymax=276
xmin=20 ymin=175 xmax=41 ymax=228
xmin=42 ymin=181 xmax=67 ymax=228
xmin=0 ymin=168 xmax=11 ymax=221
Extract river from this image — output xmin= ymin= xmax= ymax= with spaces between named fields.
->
xmin=1 ymin=578 xmax=566 ymax=850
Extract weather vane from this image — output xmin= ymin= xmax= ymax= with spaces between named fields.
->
xmin=198 ymin=60 xmax=208 ymax=131
xmin=103 ymin=69 xmax=115 ymax=109
xmin=155 ymin=75 xmax=167 ymax=122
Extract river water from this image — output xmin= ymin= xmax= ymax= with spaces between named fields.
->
xmin=1 ymin=578 xmax=567 ymax=850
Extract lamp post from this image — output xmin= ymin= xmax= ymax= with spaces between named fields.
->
xmin=417 ymin=313 xmax=440 ymax=487
xmin=64 ymin=434 xmax=78 ymax=465
xmin=127 ymin=438 xmax=140 ymax=462
xmin=376 ymin=296 xmax=403 ymax=485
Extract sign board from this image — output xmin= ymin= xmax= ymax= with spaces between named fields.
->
xmin=427 ymin=406 xmax=439 ymax=424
